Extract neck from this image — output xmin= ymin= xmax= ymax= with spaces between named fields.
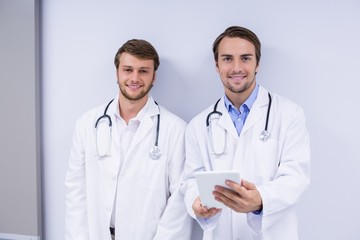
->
xmin=226 ymin=92 xmax=248 ymax=109
xmin=118 ymin=95 xmax=148 ymax=123
xmin=226 ymin=82 xmax=256 ymax=109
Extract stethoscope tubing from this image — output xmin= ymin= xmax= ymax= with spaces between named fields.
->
xmin=94 ymin=99 xmax=161 ymax=159
xmin=207 ymin=93 xmax=272 ymax=130
xmin=264 ymin=92 xmax=272 ymax=133
xmin=154 ymin=101 xmax=160 ymax=148
xmin=206 ymin=98 xmax=223 ymax=127
xmin=206 ymin=92 xmax=272 ymax=152
xmin=95 ymin=99 xmax=114 ymax=128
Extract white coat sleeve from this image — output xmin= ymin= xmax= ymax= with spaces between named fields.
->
xmin=247 ymin=105 xmax=311 ymax=233
xmin=180 ymin=119 xmax=222 ymax=231
xmin=65 ymin=117 xmax=89 ymax=240
xmin=154 ymin=119 xmax=193 ymax=239
xmin=154 ymin=187 xmax=194 ymax=240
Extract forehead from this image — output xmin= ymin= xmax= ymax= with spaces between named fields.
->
xmin=218 ymin=37 xmax=256 ymax=55
xmin=119 ymin=52 xmax=154 ymax=68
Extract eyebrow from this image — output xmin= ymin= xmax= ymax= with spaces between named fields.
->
xmin=121 ymin=65 xmax=152 ymax=69
xmin=220 ymin=53 xmax=254 ymax=57
xmin=240 ymin=54 xmax=254 ymax=57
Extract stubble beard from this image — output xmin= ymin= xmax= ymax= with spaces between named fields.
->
xmin=223 ymin=76 xmax=256 ymax=94
xmin=119 ymin=83 xmax=154 ymax=101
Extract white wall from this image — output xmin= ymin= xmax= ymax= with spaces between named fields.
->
xmin=42 ymin=1 xmax=360 ymax=239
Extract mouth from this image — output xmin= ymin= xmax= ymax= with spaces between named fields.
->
xmin=229 ymin=74 xmax=246 ymax=82
xmin=126 ymin=83 xmax=143 ymax=91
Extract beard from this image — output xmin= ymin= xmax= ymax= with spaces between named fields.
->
xmin=222 ymin=75 xmax=256 ymax=94
xmin=119 ymin=82 xmax=154 ymax=101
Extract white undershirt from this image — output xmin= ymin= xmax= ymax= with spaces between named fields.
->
xmin=110 ymin=100 xmax=150 ymax=227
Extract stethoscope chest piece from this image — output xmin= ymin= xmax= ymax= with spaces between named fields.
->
xmin=149 ymin=146 xmax=161 ymax=160
xmin=259 ymin=130 xmax=270 ymax=142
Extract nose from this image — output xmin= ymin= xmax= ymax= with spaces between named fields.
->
xmin=130 ymin=71 xmax=140 ymax=81
xmin=232 ymin=59 xmax=243 ymax=72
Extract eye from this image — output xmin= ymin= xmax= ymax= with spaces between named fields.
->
xmin=241 ymin=56 xmax=251 ymax=62
xmin=139 ymin=69 xmax=149 ymax=74
xmin=222 ymin=56 xmax=232 ymax=62
xmin=123 ymin=68 xmax=132 ymax=73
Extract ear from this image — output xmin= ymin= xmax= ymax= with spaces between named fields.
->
xmin=152 ymin=72 xmax=157 ymax=83
xmin=255 ymin=64 xmax=260 ymax=74
xmin=115 ymin=69 xmax=119 ymax=84
xmin=215 ymin=61 xmax=220 ymax=73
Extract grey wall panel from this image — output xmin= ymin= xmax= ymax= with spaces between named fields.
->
xmin=0 ymin=0 xmax=41 ymax=238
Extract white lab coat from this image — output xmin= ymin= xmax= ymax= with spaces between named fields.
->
xmin=181 ymin=85 xmax=311 ymax=240
xmin=65 ymin=96 xmax=192 ymax=240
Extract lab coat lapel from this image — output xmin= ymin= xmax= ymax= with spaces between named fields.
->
xmin=217 ymin=98 xmax=239 ymax=139
xmin=107 ymin=96 xmax=120 ymax=148
xmin=97 ymin=97 xmax=121 ymax=177
xmin=127 ymin=98 xmax=159 ymax=156
xmin=240 ymin=86 xmax=269 ymax=137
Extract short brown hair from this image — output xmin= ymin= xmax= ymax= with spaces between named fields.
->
xmin=114 ymin=39 xmax=160 ymax=71
xmin=212 ymin=26 xmax=261 ymax=65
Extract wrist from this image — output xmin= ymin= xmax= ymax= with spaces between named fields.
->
xmin=252 ymin=204 xmax=263 ymax=215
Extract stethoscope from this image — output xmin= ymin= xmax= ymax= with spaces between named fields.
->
xmin=206 ymin=92 xmax=272 ymax=155
xmin=94 ymin=99 xmax=161 ymax=160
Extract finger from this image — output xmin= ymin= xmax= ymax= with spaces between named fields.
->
xmin=241 ymin=179 xmax=256 ymax=190
xmin=194 ymin=205 xmax=208 ymax=217
xmin=198 ymin=207 xmax=221 ymax=218
xmin=214 ymin=193 xmax=242 ymax=211
xmin=224 ymin=180 xmax=243 ymax=193
xmin=213 ymin=192 xmax=236 ymax=205
xmin=213 ymin=188 xmax=240 ymax=207
xmin=193 ymin=197 xmax=206 ymax=214
xmin=214 ymin=185 xmax=239 ymax=199
xmin=193 ymin=197 xmax=222 ymax=218
xmin=213 ymin=187 xmax=251 ymax=213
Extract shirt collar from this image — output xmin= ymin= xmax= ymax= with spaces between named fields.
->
xmin=224 ymin=84 xmax=259 ymax=113
xmin=114 ymin=96 xmax=152 ymax=123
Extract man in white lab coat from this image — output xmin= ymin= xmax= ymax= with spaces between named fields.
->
xmin=181 ymin=26 xmax=311 ymax=240
xmin=65 ymin=39 xmax=192 ymax=240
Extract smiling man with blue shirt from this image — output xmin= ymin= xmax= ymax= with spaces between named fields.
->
xmin=181 ymin=26 xmax=311 ymax=240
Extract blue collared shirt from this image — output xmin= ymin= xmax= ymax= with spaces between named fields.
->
xmin=224 ymin=84 xmax=259 ymax=136
xmin=224 ymin=85 xmax=262 ymax=215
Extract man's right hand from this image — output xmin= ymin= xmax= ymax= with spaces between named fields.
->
xmin=192 ymin=196 xmax=222 ymax=218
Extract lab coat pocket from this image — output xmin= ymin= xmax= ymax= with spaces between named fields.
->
xmin=253 ymin=176 xmax=274 ymax=187
xmin=137 ymin=153 xmax=167 ymax=190
xmin=252 ymin=139 xmax=279 ymax=178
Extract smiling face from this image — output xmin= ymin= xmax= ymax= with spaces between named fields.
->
xmin=116 ymin=52 xmax=156 ymax=102
xmin=216 ymin=37 xmax=259 ymax=101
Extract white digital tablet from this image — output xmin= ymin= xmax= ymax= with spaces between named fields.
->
xmin=195 ymin=170 xmax=241 ymax=208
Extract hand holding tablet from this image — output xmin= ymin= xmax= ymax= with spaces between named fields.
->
xmin=195 ymin=171 xmax=241 ymax=208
